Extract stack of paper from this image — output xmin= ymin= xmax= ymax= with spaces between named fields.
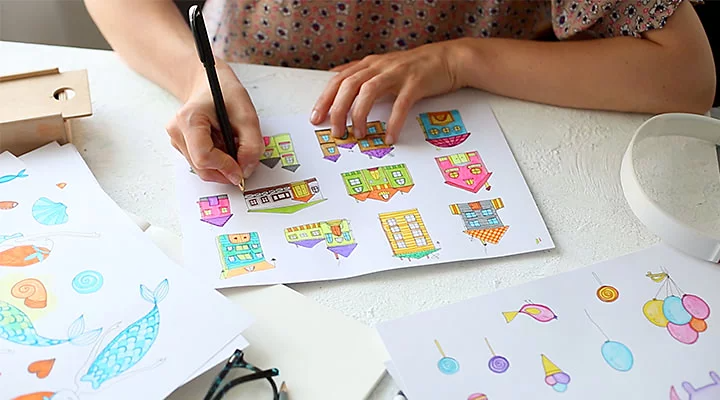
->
xmin=175 ymin=91 xmax=555 ymax=289
xmin=376 ymin=244 xmax=720 ymax=399
xmin=0 ymin=143 xmax=252 ymax=399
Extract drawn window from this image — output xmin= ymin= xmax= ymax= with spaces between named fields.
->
xmin=220 ymin=207 xmax=228 ymax=213
xmin=396 ymin=240 xmax=407 ymax=248
xmin=321 ymin=134 xmax=330 ymax=142
xmin=252 ymin=243 xmax=259 ymax=249
xmin=360 ymin=140 xmax=370 ymax=148
xmin=408 ymin=222 xmax=420 ymax=229
xmin=404 ymin=214 xmax=416 ymax=222
xmin=349 ymin=178 xmax=362 ymax=186
xmin=468 ymin=220 xmax=481 ymax=227
xmin=204 ymin=210 xmax=212 ymax=216
xmin=311 ymin=185 xmax=320 ymax=193
xmin=326 ymin=233 xmax=333 ymax=243
xmin=415 ymin=237 xmax=427 ymax=246
xmin=393 ymin=233 xmax=404 ymax=241
xmin=279 ymin=142 xmax=291 ymax=150
xmin=249 ymin=199 xmax=258 ymax=206
xmin=312 ymin=230 xmax=321 ymax=236
xmin=453 ymin=125 xmax=462 ymax=131
xmin=430 ymin=128 xmax=439 ymax=135
xmin=328 ymin=147 xmax=336 ymax=154
xmin=411 ymin=229 xmax=423 ymax=238
xmin=343 ymin=232 xmax=351 ymax=241
xmin=272 ymin=192 xmax=291 ymax=202
xmin=390 ymin=225 xmax=401 ymax=233
xmin=226 ymin=246 xmax=233 ymax=251
xmin=368 ymin=126 xmax=377 ymax=134
xmin=387 ymin=218 xmax=397 ymax=226
xmin=488 ymin=217 xmax=499 ymax=225
xmin=240 ymin=254 xmax=253 ymax=260
xmin=284 ymin=156 xmax=295 ymax=164
xmin=261 ymin=196 xmax=269 ymax=203
xmin=395 ymin=178 xmax=406 ymax=186
xmin=469 ymin=164 xmax=484 ymax=175
xmin=373 ymin=138 xmax=384 ymax=145
xmin=300 ymin=232 xmax=308 ymax=238
xmin=481 ymin=209 xmax=494 ymax=216
xmin=228 ymin=256 xmax=236 ymax=262
xmin=442 ymin=127 xmax=450 ymax=133
xmin=464 ymin=211 xmax=477 ymax=218
xmin=446 ymin=168 xmax=460 ymax=179
xmin=255 ymin=252 xmax=263 ymax=259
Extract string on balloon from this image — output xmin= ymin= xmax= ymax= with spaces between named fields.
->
xmin=584 ymin=309 xmax=610 ymax=341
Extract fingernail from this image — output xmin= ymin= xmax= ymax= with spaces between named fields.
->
xmin=243 ymin=164 xmax=257 ymax=179
xmin=310 ymin=109 xmax=319 ymax=124
xmin=229 ymin=172 xmax=244 ymax=186
xmin=354 ymin=126 xmax=364 ymax=139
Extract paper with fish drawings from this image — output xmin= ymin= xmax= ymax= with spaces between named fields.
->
xmin=0 ymin=145 xmax=252 ymax=399
xmin=375 ymin=244 xmax=720 ymax=400
xmin=175 ymin=91 xmax=555 ymax=288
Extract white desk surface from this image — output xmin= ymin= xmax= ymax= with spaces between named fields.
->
xmin=2 ymin=40 xmax=718 ymax=399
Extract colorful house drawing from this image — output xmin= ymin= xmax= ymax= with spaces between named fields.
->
xmin=259 ymin=133 xmax=300 ymax=172
xmin=315 ymin=121 xmax=394 ymax=162
xmin=244 ymin=177 xmax=326 ymax=214
xmin=378 ymin=209 xmax=439 ymax=260
xmin=341 ymin=163 xmax=414 ymax=202
xmin=197 ymin=194 xmax=233 ymax=227
xmin=216 ymin=232 xmax=274 ymax=279
xmin=285 ymin=219 xmax=357 ymax=259
xmin=435 ymin=151 xmax=492 ymax=193
xmin=449 ymin=198 xmax=509 ymax=245
xmin=417 ymin=109 xmax=471 ymax=148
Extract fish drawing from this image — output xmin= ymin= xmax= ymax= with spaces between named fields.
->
xmin=0 ymin=300 xmax=102 ymax=347
xmin=0 ymin=169 xmax=28 ymax=184
xmin=0 ymin=201 xmax=18 ymax=210
xmin=503 ymin=302 xmax=558 ymax=323
xmin=79 ymin=279 xmax=169 ymax=390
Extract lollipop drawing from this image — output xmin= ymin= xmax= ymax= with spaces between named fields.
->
xmin=503 ymin=301 xmax=557 ymax=324
xmin=592 ymin=272 xmax=619 ymax=303
xmin=0 ymin=232 xmax=99 ymax=267
xmin=434 ymin=339 xmax=459 ymax=375
xmin=484 ymin=337 xmax=509 ymax=373
xmin=31 ymin=197 xmax=69 ymax=225
xmin=541 ymin=354 xmax=571 ymax=393
xmin=643 ymin=268 xmax=710 ymax=345
xmin=584 ymin=309 xmax=634 ymax=372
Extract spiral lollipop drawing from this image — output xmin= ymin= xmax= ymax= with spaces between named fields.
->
xmin=484 ymin=337 xmax=509 ymax=374
xmin=592 ymin=272 xmax=619 ymax=303
xmin=541 ymin=354 xmax=571 ymax=393
xmin=434 ymin=339 xmax=459 ymax=375
xmin=643 ymin=268 xmax=710 ymax=345
xmin=585 ymin=309 xmax=634 ymax=372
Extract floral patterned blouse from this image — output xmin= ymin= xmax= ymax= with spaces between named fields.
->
xmin=202 ymin=0 xmax=683 ymax=70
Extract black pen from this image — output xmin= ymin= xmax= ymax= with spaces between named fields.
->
xmin=188 ymin=4 xmax=244 ymax=190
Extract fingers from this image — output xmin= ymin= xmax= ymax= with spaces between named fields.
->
xmin=330 ymin=60 xmax=360 ymax=73
xmin=167 ymin=118 xmax=230 ymax=184
xmin=226 ymin=86 xmax=265 ymax=179
xmin=328 ymin=67 xmax=380 ymax=139
xmin=351 ymin=75 xmax=393 ymax=139
xmin=176 ymin=105 xmax=245 ymax=186
xmin=310 ymin=61 xmax=370 ymax=125
xmin=386 ymin=83 xmax=419 ymax=145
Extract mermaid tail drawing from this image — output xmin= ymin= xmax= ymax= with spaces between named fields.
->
xmin=79 ymin=279 xmax=169 ymax=390
xmin=0 ymin=301 xmax=102 ymax=347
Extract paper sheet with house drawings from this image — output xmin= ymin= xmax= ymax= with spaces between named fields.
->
xmin=176 ymin=91 xmax=555 ymax=288
xmin=376 ymin=244 xmax=720 ymax=400
xmin=0 ymin=143 xmax=252 ymax=399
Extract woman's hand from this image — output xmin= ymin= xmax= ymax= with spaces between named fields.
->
xmin=166 ymin=60 xmax=265 ymax=185
xmin=309 ymin=41 xmax=465 ymax=144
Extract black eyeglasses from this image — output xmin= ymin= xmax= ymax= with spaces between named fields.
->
xmin=204 ymin=349 xmax=281 ymax=400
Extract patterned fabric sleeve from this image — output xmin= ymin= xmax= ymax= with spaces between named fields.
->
xmin=551 ymin=0 xmax=685 ymax=39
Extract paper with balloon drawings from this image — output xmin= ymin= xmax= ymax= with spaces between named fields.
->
xmin=0 ymin=143 xmax=252 ymax=399
xmin=175 ymin=91 xmax=555 ymax=288
xmin=376 ymin=244 xmax=720 ymax=400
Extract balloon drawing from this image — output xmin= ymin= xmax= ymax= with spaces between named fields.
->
xmin=670 ymin=371 xmax=720 ymax=400
xmin=541 ymin=354 xmax=570 ymax=393
xmin=11 ymin=278 xmax=48 ymax=308
xmin=32 ymin=197 xmax=69 ymax=225
xmin=584 ymin=309 xmax=634 ymax=372
xmin=503 ymin=302 xmax=557 ymax=324
xmin=0 ymin=232 xmax=98 ymax=268
xmin=79 ymin=279 xmax=169 ymax=390
xmin=434 ymin=339 xmax=459 ymax=375
xmin=643 ymin=269 xmax=710 ymax=345
xmin=72 ymin=270 xmax=104 ymax=294
xmin=592 ymin=272 xmax=619 ymax=303
xmin=484 ymin=337 xmax=509 ymax=373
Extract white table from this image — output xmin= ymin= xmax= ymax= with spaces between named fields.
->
xmin=2 ymin=40 xmax=718 ymax=399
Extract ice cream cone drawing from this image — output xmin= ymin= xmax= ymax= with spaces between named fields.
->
xmin=542 ymin=354 xmax=570 ymax=393
xmin=434 ymin=339 xmax=459 ymax=375
xmin=503 ymin=301 xmax=557 ymax=324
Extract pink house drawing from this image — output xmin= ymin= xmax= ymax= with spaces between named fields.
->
xmin=198 ymin=194 xmax=233 ymax=227
xmin=435 ymin=151 xmax=492 ymax=193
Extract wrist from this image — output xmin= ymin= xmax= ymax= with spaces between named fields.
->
xmin=448 ymin=37 xmax=489 ymax=90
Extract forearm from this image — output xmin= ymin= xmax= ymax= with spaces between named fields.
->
xmin=454 ymin=4 xmax=715 ymax=115
xmin=84 ymin=0 xmax=202 ymax=101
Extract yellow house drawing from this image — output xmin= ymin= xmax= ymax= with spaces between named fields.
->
xmin=378 ymin=209 xmax=439 ymax=260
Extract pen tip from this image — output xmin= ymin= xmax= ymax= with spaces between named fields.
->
xmin=281 ymin=381 xmax=288 ymax=392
